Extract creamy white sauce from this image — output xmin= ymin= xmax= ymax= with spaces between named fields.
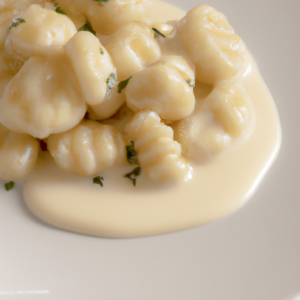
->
xmin=23 ymin=1 xmax=281 ymax=238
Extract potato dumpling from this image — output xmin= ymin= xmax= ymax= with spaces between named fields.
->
xmin=105 ymin=23 xmax=161 ymax=81
xmin=177 ymin=5 xmax=247 ymax=84
xmin=6 ymin=4 xmax=77 ymax=60
xmin=125 ymin=110 xmax=191 ymax=182
xmin=206 ymin=81 xmax=255 ymax=137
xmin=0 ymin=0 xmax=45 ymax=48
xmin=48 ymin=120 xmax=126 ymax=176
xmin=0 ymin=122 xmax=39 ymax=181
xmin=88 ymin=86 xmax=126 ymax=121
xmin=0 ymin=52 xmax=87 ymax=139
xmin=65 ymin=31 xmax=116 ymax=106
xmin=173 ymin=106 xmax=231 ymax=161
xmin=86 ymin=0 xmax=152 ymax=35
xmin=126 ymin=55 xmax=195 ymax=121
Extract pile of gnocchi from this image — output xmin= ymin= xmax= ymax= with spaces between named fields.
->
xmin=0 ymin=0 xmax=255 ymax=186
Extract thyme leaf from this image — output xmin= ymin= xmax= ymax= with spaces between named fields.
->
xmin=5 ymin=181 xmax=15 ymax=191
xmin=93 ymin=176 xmax=104 ymax=187
xmin=152 ymin=27 xmax=166 ymax=38
xmin=126 ymin=141 xmax=139 ymax=165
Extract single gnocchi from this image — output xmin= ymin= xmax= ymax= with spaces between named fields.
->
xmin=0 ymin=122 xmax=39 ymax=181
xmin=177 ymin=5 xmax=248 ymax=84
xmin=6 ymin=4 xmax=77 ymax=60
xmin=88 ymin=86 xmax=126 ymax=121
xmin=173 ymin=106 xmax=231 ymax=161
xmin=85 ymin=0 xmax=152 ymax=35
xmin=105 ymin=22 xmax=161 ymax=81
xmin=126 ymin=55 xmax=196 ymax=121
xmin=65 ymin=31 xmax=116 ymax=106
xmin=206 ymin=81 xmax=255 ymax=138
xmin=48 ymin=120 xmax=126 ymax=176
xmin=0 ymin=51 xmax=86 ymax=139
xmin=125 ymin=110 xmax=191 ymax=182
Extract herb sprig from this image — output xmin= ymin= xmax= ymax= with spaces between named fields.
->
xmin=93 ymin=176 xmax=104 ymax=187
xmin=5 ymin=181 xmax=15 ymax=191
xmin=55 ymin=7 xmax=67 ymax=14
xmin=78 ymin=22 xmax=96 ymax=35
xmin=107 ymin=73 xmax=117 ymax=89
xmin=94 ymin=0 xmax=110 ymax=4
xmin=8 ymin=18 xmax=26 ymax=30
xmin=126 ymin=141 xmax=139 ymax=165
xmin=152 ymin=27 xmax=166 ymax=38
xmin=118 ymin=76 xmax=132 ymax=94
xmin=186 ymin=79 xmax=195 ymax=87
xmin=123 ymin=167 xmax=141 ymax=186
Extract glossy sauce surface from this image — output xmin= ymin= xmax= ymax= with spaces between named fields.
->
xmin=24 ymin=1 xmax=281 ymax=238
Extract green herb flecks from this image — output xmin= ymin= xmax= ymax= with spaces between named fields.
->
xmin=123 ymin=167 xmax=141 ymax=186
xmin=78 ymin=22 xmax=96 ymax=35
xmin=152 ymin=27 xmax=165 ymax=38
xmin=126 ymin=141 xmax=139 ymax=165
xmin=106 ymin=73 xmax=117 ymax=89
xmin=118 ymin=76 xmax=132 ymax=94
xmin=94 ymin=0 xmax=110 ymax=4
xmin=53 ymin=2 xmax=59 ymax=6
xmin=55 ymin=7 xmax=67 ymax=14
xmin=186 ymin=79 xmax=195 ymax=87
xmin=100 ymin=48 xmax=104 ymax=55
xmin=9 ymin=18 xmax=26 ymax=30
xmin=5 ymin=181 xmax=15 ymax=191
xmin=93 ymin=176 xmax=104 ymax=187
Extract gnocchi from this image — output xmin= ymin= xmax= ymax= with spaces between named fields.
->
xmin=0 ymin=0 xmax=256 ymax=185
xmin=125 ymin=110 xmax=191 ymax=182
xmin=6 ymin=4 xmax=77 ymax=59
xmin=177 ymin=5 xmax=247 ymax=84
xmin=65 ymin=31 xmax=116 ymax=106
xmin=0 ymin=51 xmax=86 ymax=139
xmin=48 ymin=120 xmax=126 ymax=176
xmin=105 ymin=22 xmax=161 ymax=81
xmin=0 ymin=122 xmax=39 ymax=181
xmin=86 ymin=0 xmax=152 ymax=35
xmin=126 ymin=55 xmax=195 ymax=121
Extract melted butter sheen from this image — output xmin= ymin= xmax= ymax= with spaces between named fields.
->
xmin=24 ymin=1 xmax=281 ymax=238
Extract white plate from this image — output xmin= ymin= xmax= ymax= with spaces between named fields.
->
xmin=1 ymin=0 xmax=299 ymax=299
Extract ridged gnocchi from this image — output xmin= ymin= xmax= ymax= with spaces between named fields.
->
xmin=0 ymin=51 xmax=86 ymax=139
xmin=48 ymin=120 xmax=126 ymax=176
xmin=177 ymin=5 xmax=248 ymax=84
xmin=0 ymin=122 xmax=39 ymax=181
xmin=6 ymin=4 xmax=77 ymax=60
xmin=173 ymin=106 xmax=231 ymax=161
xmin=105 ymin=22 xmax=161 ymax=81
xmin=125 ymin=110 xmax=191 ymax=182
xmin=173 ymin=80 xmax=255 ymax=161
xmin=126 ymin=55 xmax=196 ymax=121
xmin=65 ymin=31 xmax=116 ymax=106
xmin=86 ymin=0 xmax=152 ymax=35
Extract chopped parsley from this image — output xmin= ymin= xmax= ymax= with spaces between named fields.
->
xmin=55 ymin=7 xmax=67 ymax=14
xmin=78 ymin=22 xmax=96 ymax=35
xmin=100 ymin=48 xmax=104 ymax=55
xmin=9 ymin=18 xmax=26 ymax=30
xmin=93 ymin=176 xmax=104 ymax=187
xmin=94 ymin=0 xmax=110 ymax=4
xmin=118 ymin=76 xmax=132 ymax=94
xmin=106 ymin=73 xmax=117 ymax=89
xmin=152 ymin=27 xmax=166 ymax=38
xmin=123 ymin=167 xmax=141 ymax=186
xmin=186 ymin=79 xmax=195 ymax=87
xmin=126 ymin=141 xmax=139 ymax=165
xmin=5 ymin=181 xmax=15 ymax=191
